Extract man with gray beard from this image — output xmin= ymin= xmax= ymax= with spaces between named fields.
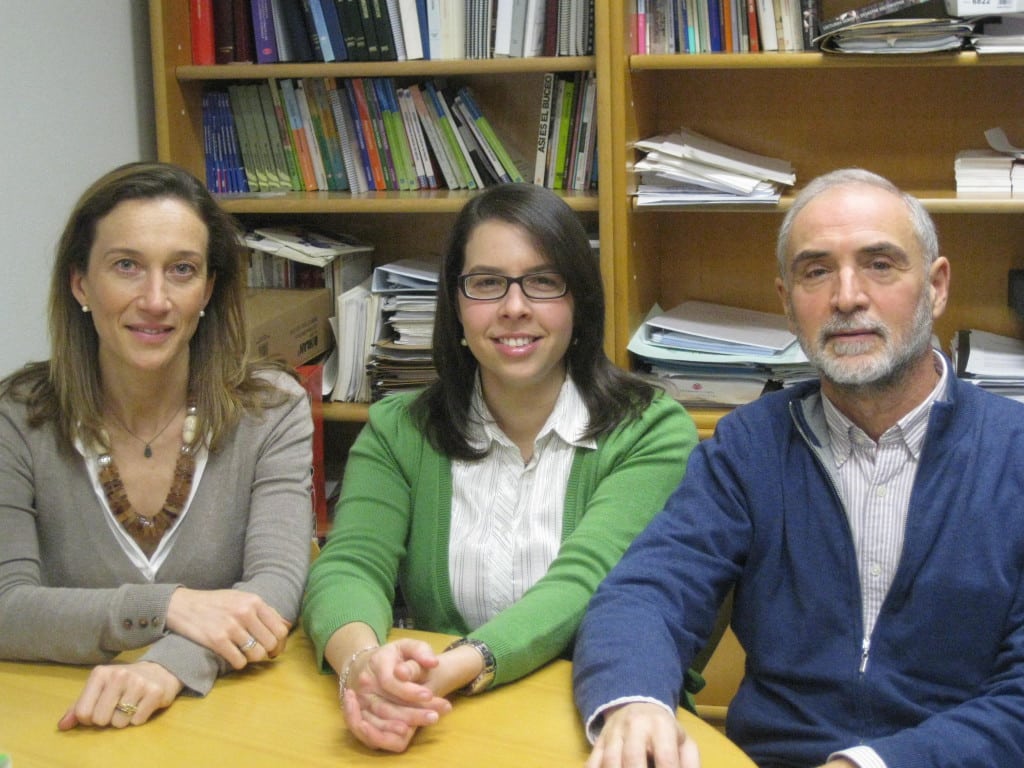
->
xmin=574 ymin=169 xmax=1024 ymax=768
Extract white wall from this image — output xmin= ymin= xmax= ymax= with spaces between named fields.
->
xmin=0 ymin=1 xmax=155 ymax=376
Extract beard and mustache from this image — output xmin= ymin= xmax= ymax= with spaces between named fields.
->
xmin=794 ymin=286 xmax=935 ymax=393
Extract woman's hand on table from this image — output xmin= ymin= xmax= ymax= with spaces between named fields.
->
xmin=341 ymin=638 xmax=453 ymax=752
xmin=57 ymin=660 xmax=182 ymax=730
xmin=166 ymin=587 xmax=291 ymax=669
xmin=587 ymin=701 xmax=701 ymax=768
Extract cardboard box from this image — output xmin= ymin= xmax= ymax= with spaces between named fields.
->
xmin=246 ymin=288 xmax=332 ymax=367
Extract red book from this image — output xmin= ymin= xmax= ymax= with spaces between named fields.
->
xmin=191 ymin=0 xmax=216 ymax=65
xmin=747 ymin=0 xmax=762 ymax=51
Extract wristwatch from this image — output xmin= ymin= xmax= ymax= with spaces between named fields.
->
xmin=445 ymin=637 xmax=496 ymax=695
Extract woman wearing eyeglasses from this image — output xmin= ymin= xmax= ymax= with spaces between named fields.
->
xmin=302 ymin=183 xmax=698 ymax=753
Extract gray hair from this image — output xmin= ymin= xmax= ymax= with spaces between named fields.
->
xmin=775 ymin=168 xmax=939 ymax=283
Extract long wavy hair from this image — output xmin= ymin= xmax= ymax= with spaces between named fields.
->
xmin=412 ymin=183 xmax=657 ymax=460
xmin=1 ymin=161 xmax=292 ymax=453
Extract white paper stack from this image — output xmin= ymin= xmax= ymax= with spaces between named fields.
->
xmin=368 ymin=257 xmax=440 ymax=400
xmin=629 ymin=302 xmax=814 ymax=406
xmin=633 ymin=129 xmax=795 ymax=206
xmin=953 ymin=329 xmax=1024 ymax=403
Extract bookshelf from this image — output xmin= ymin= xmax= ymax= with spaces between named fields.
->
xmin=153 ymin=0 xmax=1024 ymax=447
xmin=609 ymin=0 xmax=1024 ymax=436
xmin=150 ymin=0 xmax=604 ymax=432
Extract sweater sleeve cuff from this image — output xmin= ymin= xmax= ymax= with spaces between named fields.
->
xmin=585 ymin=696 xmax=676 ymax=744
xmin=830 ymin=745 xmax=889 ymax=768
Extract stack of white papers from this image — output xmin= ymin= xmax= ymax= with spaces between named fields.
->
xmin=953 ymin=329 xmax=1024 ymax=403
xmin=633 ymin=129 xmax=795 ymax=207
xmin=630 ymin=302 xmax=814 ymax=406
xmin=970 ymin=14 xmax=1024 ymax=53
xmin=814 ymin=18 xmax=974 ymax=53
xmin=955 ymin=128 xmax=1024 ymax=198
xmin=368 ymin=258 xmax=440 ymax=400
xmin=328 ymin=277 xmax=380 ymax=403
xmin=955 ymin=150 xmax=1015 ymax=198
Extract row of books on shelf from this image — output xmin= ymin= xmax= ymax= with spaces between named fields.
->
xmin=632 ymin=0 xmax=1018 ymax=54
xmin=202 ymin=73 xmax=596 ymax=195
xmin=191 ymin=0 xmax=593 ymax=65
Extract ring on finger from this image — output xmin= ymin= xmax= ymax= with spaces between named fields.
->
xmin=115 ymin=700 xmax=139 ymax=716
xmin=239 ymin=635 xmax=259 ymax=652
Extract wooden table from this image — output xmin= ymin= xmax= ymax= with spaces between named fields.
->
xmin=0 ymin=629 xmax=754 ymax=767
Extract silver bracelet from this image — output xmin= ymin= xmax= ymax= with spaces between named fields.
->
xmin=338 ymin=645 xmax=377 ymax=701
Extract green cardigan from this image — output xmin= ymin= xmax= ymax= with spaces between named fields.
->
xmin=302 ymin=389 xmax=696 ymax=687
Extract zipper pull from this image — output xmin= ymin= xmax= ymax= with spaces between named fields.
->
xmin=859 ymin=637 xmax=871 ymax=674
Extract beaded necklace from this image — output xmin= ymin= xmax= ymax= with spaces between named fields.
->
xmin=97 ymin=404 xmax=199 ymax=558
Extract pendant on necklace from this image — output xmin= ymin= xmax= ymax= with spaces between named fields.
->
xmin=144 ymin=444 xmax=153 ymax=459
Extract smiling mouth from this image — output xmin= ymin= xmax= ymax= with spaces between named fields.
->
xmin=497 ymin=336 xmax=537 ymax=348
xmin=129 ymin=326 xmax=173 ymax=336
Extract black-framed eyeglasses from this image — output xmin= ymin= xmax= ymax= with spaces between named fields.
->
xmin=457 ymin=272 xmax=568 ymax=301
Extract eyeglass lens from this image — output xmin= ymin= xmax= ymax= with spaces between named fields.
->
xmin=461 ymin=272 xmax=566 ymax=300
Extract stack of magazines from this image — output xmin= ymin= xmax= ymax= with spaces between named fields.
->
xmin=629 ymin=301 xmax=814 ymax=407
xmin=953 ymin=329 xmax=1024 ymax=403
xmin=633 ymin=129 xmax=795 ymax=206
xmin=814 ymin=17 xmax=975 ymax=53
xmin=367 ymin=258 xmax=440 ymax=400
xmin=954 ymin=127 xmax=1024 ymax=198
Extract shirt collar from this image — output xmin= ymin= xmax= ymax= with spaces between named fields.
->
xmin=468 ymin=374 xmax=596 ymax=452
xmin=823 ymin=349 xmax=948 ymax=465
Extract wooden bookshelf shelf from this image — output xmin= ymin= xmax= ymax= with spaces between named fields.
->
xmin=176 ymin=56 xmax=596 ymax=81
xmin=630 ymin=50 xmax=1024 ymax=70
xmin=322 ymin=402 xmax=370 ymax=423
xmin=216 ymin=189 xmax=599 ymax=215
xmin=629 ymin=192 xmax=1024 ymax=214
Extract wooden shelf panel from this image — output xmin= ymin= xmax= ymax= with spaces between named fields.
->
xmin=323 ymin=401 xmax=370 ymax=423
xmin=217 ymin=189 xmax=600 ymax=215
xmin=631 ymin=51 xmax=1024 ymax=71
xmin=629 ymin=192 xmax=1024 ymax=215
xmin=177 ymin=56 xmax=596 ymax=81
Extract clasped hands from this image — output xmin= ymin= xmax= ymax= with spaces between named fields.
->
xmin=59 ymin=586 xmax=289 ymax=730
xmin=340 ymin=638 xmax=456 ymax=753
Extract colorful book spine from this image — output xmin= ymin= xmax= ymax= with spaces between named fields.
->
xmin=265 ymin=79 xmax=304 ymax=190
xmin=319 ymin=0 xmax=349 ymax=60
xmin=534 ymin=72 xmax=555 ymax=186
xmin=191 ymin=0 xmax=217 ymax=64
xmin=457 ymin=86 xmax=523 ymax=183
xmin=425 ymin=81 xmax=478 ymax=189
xmin=359 ymin=78 xmax=398 ymax=189
xmin=335 ymin=0 xmax=367 ymax=60
xmin=348 ymin=78 xmax=388 ymax=190
xmin=254 ymin=83 xmax=293 ymax=190
xmin=396 ymin=86 xmax=435 ymax=188
xmin=408 ymin=83 xmax=460 ymax=189
xmin=307 ymin=78 xmax=350 ymax=190
xmin=295 ymin=79 xmax=332 ymax=189
xmin=374 ymin=79 xmax=417 ymax=190
xmin=552 ymin=74 xmax=576 ymax=190
xmin=326 ymin=79 xmax=370 ymax=194
xmin=251 ymin=0 xmax=280 ymax=62
xmin=341 ymin=80 xmax=380 ymax=191
xmin=279 ymin=79 xmax=319 ymax=190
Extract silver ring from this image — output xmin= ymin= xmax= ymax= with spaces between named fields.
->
xmin=239 ymin=635 xmax=258 ymax=652
xmin=115 ymin=701 xmax=138 ymax=716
